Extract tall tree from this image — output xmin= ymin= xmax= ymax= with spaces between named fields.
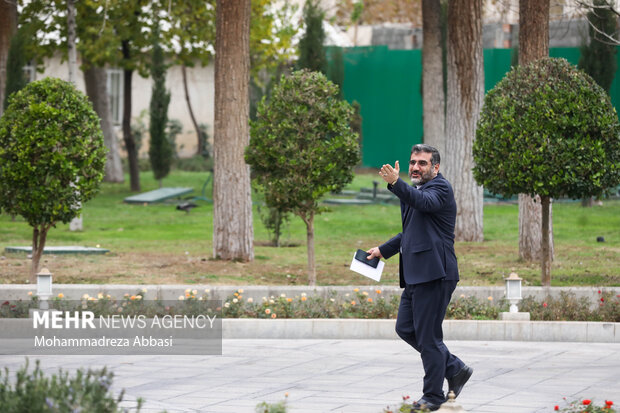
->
xmin=116 ymin=1 xmax=152 ymax=192
xmin=518 ymin=0 xmax=553 ymax=263
xmin=475 ymin=57 xmax=620 ymax=286
xmin=0 ymin=78 xmax=106 ymax=282
xmin=67 ymin=0 xmax=83 ymax=232
xmin=160 ymin=0 xmax=216 ymax=157
xmin=298 ymin=0 xmax=327 ymax=73
xmin=148 ymin=25 xmax=172 ymax=188
xmin=444 ymin=0 xmax=484 ymax=242
xmin=422 ymin=0 xmax=445 ymax=155
xmin=78 ymin=0 xmax=124 ymax=183
xmin=2 ymin=25 xmax=28 ymax=111
xmin=66 ymin=0 xmax=78 ymax=84
xmin=0 ymin=0 xmax=18 ymax=117
xmin=247 ymin=71 xmax=360 ymax=286
xmin=83 ymin=64 xmax=124 ymax=182
xmin=213 ymin=0 xmax=254 ymax=261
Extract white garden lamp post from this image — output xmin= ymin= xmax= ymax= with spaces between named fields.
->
xmin=37 ymin=267 xmax=53 ymax=310
xmin=505 ymin=272 xmax=522 ymax=313
xmin=499 ymin=272 xmax=530 ymax=321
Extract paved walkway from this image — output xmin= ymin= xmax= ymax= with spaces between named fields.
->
xmin=1 ymin=339 xmax=619 ymax=413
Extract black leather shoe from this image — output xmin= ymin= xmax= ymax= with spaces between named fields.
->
xmin=447 ymin=365 xmax=473 ymax=399
xmin=410 ymin=398 xmax=441 ymax=412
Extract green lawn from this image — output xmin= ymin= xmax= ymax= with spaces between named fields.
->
xmin=1 ymin=170 xmax=618 ymax=286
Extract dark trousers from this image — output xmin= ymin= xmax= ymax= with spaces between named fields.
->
xmin=395 ymin=278 xmax=464 ymax=404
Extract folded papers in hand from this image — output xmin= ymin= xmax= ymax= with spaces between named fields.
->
xmin=350 ymin=249 xmax=384 ymax=282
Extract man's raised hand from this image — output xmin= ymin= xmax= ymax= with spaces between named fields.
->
xmin=379 ymin=160 xmax=400 ymax=184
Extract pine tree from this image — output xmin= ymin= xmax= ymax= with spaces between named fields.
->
xmin=3 ymin=26 xmax=28 ymax=110
xmin=578 ymin=0 xmax=617 ymax=94
xmin=148 ymin=25 xmax=172 ymax=188
xmin=298 ymin=0 xmax=327 ymax=73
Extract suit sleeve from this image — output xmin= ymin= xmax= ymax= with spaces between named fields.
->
xmin=379 ymin=233 xmax=401 ymax=259
xmin=388 ymin=178 xmax=448 ymax=212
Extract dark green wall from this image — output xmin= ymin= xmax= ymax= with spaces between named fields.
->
xmin=329 ymin=46 xmax=620 ymax=168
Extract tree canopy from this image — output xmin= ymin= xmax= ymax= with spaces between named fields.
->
xmin=474 ymin=57 xmax=620 ymax=200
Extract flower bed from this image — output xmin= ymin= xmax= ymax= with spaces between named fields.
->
xmin=1 ymin=288 xmax=618 ymax=321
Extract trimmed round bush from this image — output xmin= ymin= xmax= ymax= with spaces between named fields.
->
xmin=473 ymin=57 xmax=620 ymax=200
xmin=246 ymin=69 xmax=360 ymax=213
xmin=0 ymin=77 xmax=106 ymax=278
xmin=0 ymin=77 xmax=106 ymax=225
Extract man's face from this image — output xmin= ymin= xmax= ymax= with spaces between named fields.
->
xmin=409 ymin=151 xmax=439 ymax=185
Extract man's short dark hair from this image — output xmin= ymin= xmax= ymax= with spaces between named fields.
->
xmin=411 ymin=144 xmax=440 ymax=165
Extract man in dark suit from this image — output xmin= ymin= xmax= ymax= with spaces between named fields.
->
xmin=367 ymin=144 xmax=472 ymax=412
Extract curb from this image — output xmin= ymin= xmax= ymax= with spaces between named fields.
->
xmin=223 ymin=319 xmax=620 ymax=343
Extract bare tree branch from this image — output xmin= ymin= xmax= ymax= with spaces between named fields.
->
xmin=574 ymin=0 xmax=620 ymax=45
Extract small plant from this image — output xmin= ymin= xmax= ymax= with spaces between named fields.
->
xmin=520 ymin=290 xmax=620 ymax=322
xmin=0 ymin=359 xmax=143 ymax=412
xmin=0 ymin=299 xmax=37 ymax=318
xmin=253 ymin=182 xmax=291 ymax=247
xmin=221 ymin=288 xmax=400 ymax=319
xmin=255 ymin=393 xmax=289 ymax=413
xmin=555 ymin=398 xmax=615 ymax=412
xmin=446 ymin=294 xmax=505 ymax=320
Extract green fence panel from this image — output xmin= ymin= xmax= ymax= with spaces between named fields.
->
xmin=339 ymin=46 xmax=423 ymax=168
xmin=483 ymin=48 xmax=513 ymax=92
xmin=328 ymin=46 xmax=619 ymax=168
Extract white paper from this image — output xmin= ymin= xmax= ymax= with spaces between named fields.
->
xmin=349 ymin=252 xmax=384 ymax=282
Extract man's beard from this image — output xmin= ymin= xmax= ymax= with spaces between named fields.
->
xmin=410 ymin=170 xmax=433 ymax=185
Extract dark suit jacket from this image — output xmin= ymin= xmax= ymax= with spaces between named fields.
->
xmin=378 ymin=173 xmax=459 ymax=287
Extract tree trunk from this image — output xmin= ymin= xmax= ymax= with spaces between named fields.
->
xmin=122 ymin=41 xmax=140 ymax=192
xmin=422 ymin=0 xmax=445 ymax=155
xmin=212 ymin=0 xmax=254 ymax=261
xmin=540 ymin=195 xmax=551 ymax=286
xmin=0 ymin=0 xmax=17 ymax=116
xmin=66 ymin=0 xmax=78 ymax=84
xmin=518 ymin=194 xmax=554 ymax=262
xmin=31 ymin=225 xmax=50 ymax=284
xmin=182 ymin=65 xmax=204 ymax=156
xmin=84 ymin=64 xmax=124 ymax=183
xmin=304 ymin=212 xmax=316 ymax=286
xmin=444 ymin=0 xmax=484 ymax=242
xmin=518 ymin=0 xmax=549 ymax=65
xmin=518 ymin=0 xmax=553 ymax=263
xmin=66 ymin=0 xmax=83 ymax=231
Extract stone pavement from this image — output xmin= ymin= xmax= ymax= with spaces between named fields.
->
xmin=1 ymin=339 xmax=619 ymax=413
